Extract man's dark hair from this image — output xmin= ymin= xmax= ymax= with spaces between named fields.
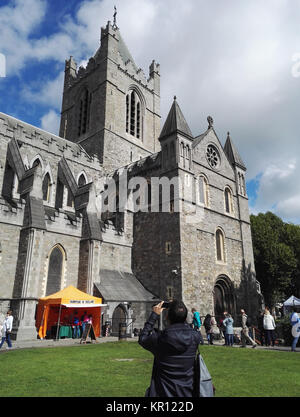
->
xmin=167 ymin=300 xmax=188 ymax=324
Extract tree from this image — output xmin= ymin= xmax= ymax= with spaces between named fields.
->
xmin=250 ymin=212 xmax=297 ymax=307
xmin=282 ymin=223 xmax=300 ymax=297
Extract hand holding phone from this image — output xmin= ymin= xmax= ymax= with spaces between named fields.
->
xmin=152 ymin=301 xmax=167 ymax=315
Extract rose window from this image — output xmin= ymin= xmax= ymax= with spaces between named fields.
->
xmin=206 ymin=145 xmax=220 ymax=169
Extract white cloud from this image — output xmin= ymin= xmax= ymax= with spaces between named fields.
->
xmin=41 ymin=109 xmax=60 ymax=135
xmin=253 ymin=158 xmax=300 ymax=223
xmin=22 ymin=71 xmax=64 ymax=110
xmin=0 ymin=0 xmax=47 ymax=74
xmin=3 ymin=0 xmax=300 ymax=222
xmin=276 ymin=195 xmax=300 ymax=222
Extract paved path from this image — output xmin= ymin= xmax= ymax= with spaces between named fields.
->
xmin=0 ymin=336 xmax=297 ymax=352
xmin=0 ymin=336 xmax=136 ymax=351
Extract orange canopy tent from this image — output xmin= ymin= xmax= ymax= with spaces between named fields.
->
xmin=36 ymin=286 xmax=106 ymax=340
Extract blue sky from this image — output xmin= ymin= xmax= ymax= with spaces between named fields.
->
xmin=1 ymin=0 xmax=300 ymax=224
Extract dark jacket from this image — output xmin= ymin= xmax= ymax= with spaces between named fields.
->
xmin=138 ymin=312 xmax=201 ymax=397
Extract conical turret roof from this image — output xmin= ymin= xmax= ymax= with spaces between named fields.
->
xmin=224 ymin=133 xmax=246 ymax=170
xmin=159 ymin=97 xmax=193 ymax=140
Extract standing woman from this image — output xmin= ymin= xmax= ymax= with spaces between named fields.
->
xmin=263 ymin=307 xmax=276 ymax=347
xmin=0 ymin=310 xmax=13 ymax=350
xmin=204 ymin=314 xmax=216 ymax=345
xmin=223 ymin=313 xmax=234 ymax=346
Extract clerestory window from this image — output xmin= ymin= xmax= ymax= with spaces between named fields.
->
xmin=216 ymin=229 xmax=226 ymax=262
xmin=224 ymin=187 xmax=234 ymax=214
xmin=199 ymin=175 xmax=209 ymax=207
xmin=42 ymin=173 xmax=52 ymax=203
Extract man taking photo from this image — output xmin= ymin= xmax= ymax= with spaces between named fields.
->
xmin=139 ymin=300 xmax=202 ymax=397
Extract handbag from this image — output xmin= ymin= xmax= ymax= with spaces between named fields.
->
xmin=193 ymin=347 xmax=215 ymax=397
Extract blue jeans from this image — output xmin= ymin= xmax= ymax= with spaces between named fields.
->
xmin=0 ymin=332 xmax=12 ymax=348
xmin=73 ymin=326 xmax=80 ymax=338
xmin=226 ymin=334 xmax=234 ymax=346
xmin=292 ymin=336 xmax=299 ymax=351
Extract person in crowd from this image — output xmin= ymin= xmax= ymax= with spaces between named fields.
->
xmin=0 ymin=310 xmax=14 ymax=350
xmin=223 ymin=313 xmax=234 ymax=346
xmin=138 ymin=300 xmax=202 ymax=397
xmin=219 ymin=311 xmax=228 ymax=345
xmin=81 ymin=311 xmax=89 ymax=335
xmin=187 ymin=310 xmax=193 ymax=328
xmin=204 ymin=314 xmax=216 ymax=345
xmin=257 ymin=311 xmax=265 ymax=346
xmin=290 ymin=307 xmax=300 ymax=352
xmin=240 ymin=309 xmax=257 ymax=348
xmin=191 ymin=308 xmax=204 ymax=345
xmin=263 ymin=307 xmax=276 ymax=347
xmin=247 ymin=316 xmax=254 ymax=339
xmin=233 ymin=331 xmax=241 ymax=345
xmin=73 ymin=311 xmax=80 ymax=339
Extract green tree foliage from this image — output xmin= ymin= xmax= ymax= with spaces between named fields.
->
xmin=250 ymin=212 xmax=298 ymax=307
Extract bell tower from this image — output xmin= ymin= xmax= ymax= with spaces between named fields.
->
xmin=60 ymin=16 xmax=161 ymax=172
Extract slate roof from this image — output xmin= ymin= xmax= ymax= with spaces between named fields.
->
xmin=192 ymin=131 xmax=208 ymax=149
xmin=224 ymin=134 xmax=246 ymax=170
xmin=159 ymin=98 xmax=193 ymax=140
xmin=117 ymin=30 xmax=138 ymax=71
xmin=95 ymin=270 xmax=158 ymax=302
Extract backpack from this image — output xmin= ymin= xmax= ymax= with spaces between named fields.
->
xmin=246 ymin=316 xmax=251 ymax=327
xmin=204 ymin=317 xmax=211 ymax=330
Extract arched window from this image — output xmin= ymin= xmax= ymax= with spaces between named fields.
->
xmin=185 ymin=145 xmax=191 ymax=169
xmin=224 ymin=187 xmax=233 ymax=214
xmin=2 ymin=162 xmax=17 ymax=201
xmin=31 ymin=156 xmax=43 ymax=169
xmin=199 ymin=176 xmax=209 ymax=207
xmin=216 ymin=229 xmax=225 ymax=262
xmin=45 ymin=245 xmax=65 ymax=296
xmin=78 ymin=173 xmax=87 ymax=187
xmin=237 ymin=173 xmax=246 ymax=196
xmin=180 ymin=143 xmax=185 ymax=166
xmin=42 ymin=173 xmax=52 ymax=203
xmin=78 ymin=88 xmax=90 ymax=137
xmin=241 ymin=174 xmax=246 ymax=196
xmin=238 ymin=173 xmax=242 ymax=194
xmin=126 ymin=90 xmax=142 ymax=139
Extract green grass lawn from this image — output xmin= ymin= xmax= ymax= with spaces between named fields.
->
xmin=0 ymin=342 xmax=299 ymax=397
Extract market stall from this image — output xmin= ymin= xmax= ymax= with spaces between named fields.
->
xmin=283 ymin=295 xmax=300 ymax=314
xmin=36 ymin=286 xmax=106 ymax=340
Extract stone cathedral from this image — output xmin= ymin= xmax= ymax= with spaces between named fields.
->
xmin=0 ymin=19 xmax=261 ymax=340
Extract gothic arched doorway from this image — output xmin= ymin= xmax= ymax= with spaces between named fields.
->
xmin=213 ymin=276 xmax=235 ymax=319
xmin=112 ymin=304 xmax=127 ymax=334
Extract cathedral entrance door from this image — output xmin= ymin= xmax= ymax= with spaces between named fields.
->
xmin=112 ymin=304 xmax=127 ymax=335
xmin=213 ymin=276 xmax=235 ymax=320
